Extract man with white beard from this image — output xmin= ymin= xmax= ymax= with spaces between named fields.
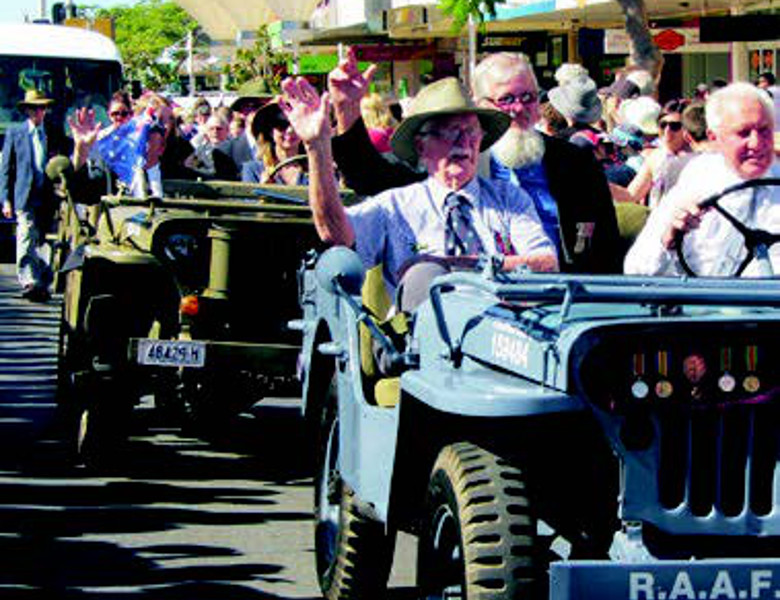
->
xmin=328 ymin=49 xmax=621 ymax=274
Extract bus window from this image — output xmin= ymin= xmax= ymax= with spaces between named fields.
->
xmin=0 ymin=23 xmax=123 ymax=145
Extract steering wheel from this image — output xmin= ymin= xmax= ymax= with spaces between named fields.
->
xmin=675 ymin=178 xmax=780 ymax=277
xmin=264 ymin=154 xmax=308 ymax=184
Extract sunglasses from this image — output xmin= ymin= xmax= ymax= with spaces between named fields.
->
xmin=659 ymin=120 xmax=683 ymax=132
xmin=110 ymin=109 xmax=131 ymax=118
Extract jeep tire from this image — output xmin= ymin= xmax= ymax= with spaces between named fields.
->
xmin=418 ymin=442 xmax=539 ymax=600
xmin=313 ymin=378 xmax=394 ymax=599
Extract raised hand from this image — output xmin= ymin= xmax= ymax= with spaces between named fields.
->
xmin=327 ymin=46 xmax=378 ymax=133
xmin=68 ymin=107 xmax=102 ymax=148
xmin=68 ymin=107 xmax=102 ymax=169
xmin=280 ymin=77 xmax=331 ymax=147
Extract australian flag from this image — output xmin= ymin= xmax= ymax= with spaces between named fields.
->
xmin=95 ymin=116 xmax=151 ymax=186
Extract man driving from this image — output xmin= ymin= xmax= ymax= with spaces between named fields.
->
xmin=625 ymin=83 xmax=778 ymax=277
xmin=280 ymin=75 xmax=558 ymax=307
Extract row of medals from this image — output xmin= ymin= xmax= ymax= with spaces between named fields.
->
xmin=630 ymin=352 xmax=760 ymax=400
xmin=631 ymin=373 xmax=760 ymax=400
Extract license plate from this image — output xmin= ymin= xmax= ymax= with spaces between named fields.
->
xmin=137 ymin=339 xmax=206 ymax=368
xmin=551 ymin=560 xmax=780 ymax=600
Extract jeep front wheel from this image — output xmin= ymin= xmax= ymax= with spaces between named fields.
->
xmin=313 ymin=378 xmax=395 ymax=599
xmin=418 ymin=442 xmax=538 ymax=600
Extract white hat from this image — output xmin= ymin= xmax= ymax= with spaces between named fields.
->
xmin=554 ymin=63 xmax=589 ymax=86
xmin=548 ymin=75 xmax=603 ymax=124
xmin=625 ymin=70 xmax=655 ymax=96
xmin=619 ymin=96 xmax=661 ymax=136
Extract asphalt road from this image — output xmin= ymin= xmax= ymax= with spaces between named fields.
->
xmin=0 ymin=264 xmax=416 ymax=599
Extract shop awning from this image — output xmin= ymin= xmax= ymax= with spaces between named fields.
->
xmin=174 ymin=0 xmax=319 ymax=41
xmin=300 ymin=23 xmax=388 ymax=47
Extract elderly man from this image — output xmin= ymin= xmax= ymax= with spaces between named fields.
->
xmin=281 ymin=75 xmax=557 ymax=305
xmin=0 ymin=90 xmax=61 ymax=301
xmin=327 ymin=49 xmax=620 ymax=275
xmin=185 ymin=113 xmax=235 ymax=179
xmin=624 ymin=83 xmax=778 ymax=277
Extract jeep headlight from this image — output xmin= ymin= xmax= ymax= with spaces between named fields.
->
xmin=163 ymin=233 xmax=199 ymax=262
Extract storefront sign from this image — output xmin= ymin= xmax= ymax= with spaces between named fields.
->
xmin=654 ymin=29 xmax=686 ymax=51
xmin=354 ymin=43 xmax=436 ymax=62
xmin=605 ymin=27 xmax=727 ymax=54
xmin=700 ymin=15 xmax=780 ymax=42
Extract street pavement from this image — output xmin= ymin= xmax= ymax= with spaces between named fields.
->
xmin=0 ymin=263 xmax=416 ymax=599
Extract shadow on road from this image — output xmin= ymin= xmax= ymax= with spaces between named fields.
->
xmin=0 ymin=264 xmax=416 ymax=599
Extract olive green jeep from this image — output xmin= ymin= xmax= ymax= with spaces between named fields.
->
xmin=53 ymin=176 xmax=327 ymax=465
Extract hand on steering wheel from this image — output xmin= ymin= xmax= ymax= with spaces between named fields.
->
xmin=674 ymin=178 xmax=780 ymax=277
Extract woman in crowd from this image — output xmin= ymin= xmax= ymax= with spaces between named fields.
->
xmin=106 ymin=91 xmax=133 ymax=132
xmin=360 ymin=92 xmax=397 ymax=154
xmin=241 ymin=102 xmax=307 ymax=185
xmin=627 ymin=99 xmax=691 ymax=207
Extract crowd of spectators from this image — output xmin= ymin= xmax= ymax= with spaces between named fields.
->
xmin=2 ymin=50 xmax=779 ymax=301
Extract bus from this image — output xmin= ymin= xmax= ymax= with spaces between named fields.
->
xmin=0 ymin=22 xmax=123 ymax=144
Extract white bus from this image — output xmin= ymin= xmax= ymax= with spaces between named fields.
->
xmin=0 ymin=22 xmax=123 ymax=143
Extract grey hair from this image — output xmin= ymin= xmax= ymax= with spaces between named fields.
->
xmin=706 ymin=82 xmax=774 ymax=132
xmin=473 ymin=52 xmax=538 ymax=100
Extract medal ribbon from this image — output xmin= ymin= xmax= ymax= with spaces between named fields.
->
xmin=720 ymin=347 xmax=732 ymax=372
xmin=746 ymin=345 xmax=758 ymax=372
xmin=657 ymin=350 xmax=668 ymax=378
xmin=633 ymin=353 xmax=645 ymax=378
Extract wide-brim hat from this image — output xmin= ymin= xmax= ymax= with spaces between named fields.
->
xmin=390 ymin=77 xmax=510 ymax=163
xmin=250 ymin=100 xmax=288 ymax=140
xmin=232 ymin=78 xmax=274 ymax=114
xmin=548 ymin=75 xmax=602 ymax=124
xmin=18 ymin=89 xmax=54 ymax=109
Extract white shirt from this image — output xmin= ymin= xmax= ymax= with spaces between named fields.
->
xmin=624 ymin=153 xmax=780 ymax=277
xmin=128 ymin=163 xmax=163 ymax=198
xmin=349 ymin=175 xmax=555 ymax=295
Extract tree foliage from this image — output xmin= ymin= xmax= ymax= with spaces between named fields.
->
xmin=93 ymin=0 xmax=199 ymax=89
xmin=438 ymin=0 xmax=502 ymax=31
xmin=222 ymin=25 xmax=289 ymax=93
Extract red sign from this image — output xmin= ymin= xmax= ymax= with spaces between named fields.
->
xmin=354 ymin=44 xmax=436 ymax=62
xmin=653 ymin=29 xmax=686 ymax=51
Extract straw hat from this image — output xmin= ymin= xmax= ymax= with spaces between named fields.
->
xmin=17 ymin=89 xmax=54 ymax=109
xmin=548 ymin=75 xmax=603 ymax=124
xmin=390 ymin=77 xmax=510 ymax=162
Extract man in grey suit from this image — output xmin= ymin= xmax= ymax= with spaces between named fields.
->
xmin=0 ymin=90 xmax=58 ymax=301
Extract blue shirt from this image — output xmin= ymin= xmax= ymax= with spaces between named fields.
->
xmin=348 ymin=175 xmax=555 ymax=295
xmin=489 ymin=154 xmax=561 ymax=253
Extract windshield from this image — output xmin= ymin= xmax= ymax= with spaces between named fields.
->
xmin=0 ymin=55 xmax=122 ymax=142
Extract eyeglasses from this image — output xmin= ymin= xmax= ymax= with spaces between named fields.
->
xmin=110 ymin=109 xmax=130 ymax=118
xmin=485 ymin=91 xmax=538 ymax=109
xmin=419 ymin=126 xmax=482 ymax=144
xmin=659 ymin=120 xmax=683 ymax=132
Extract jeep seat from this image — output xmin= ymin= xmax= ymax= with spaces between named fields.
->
xmin=614 ymin=202 xmax=649 ymax=260
xmin=359 ymin=265 xmax=405 ymax=408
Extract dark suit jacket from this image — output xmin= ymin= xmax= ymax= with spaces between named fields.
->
xmin=213 ymin=133 xmax=255 ymax=181
xmin=0 ymin=121 xmax=57 ymax=213
xmin=331 ymin=119 xmax=621 ymax=274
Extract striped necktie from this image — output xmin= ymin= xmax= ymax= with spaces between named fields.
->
xmin=444 ymin=193 xmax=483 ymax=256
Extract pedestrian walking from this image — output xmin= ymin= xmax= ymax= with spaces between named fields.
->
xmin=0 ymin=90 xmax=61 ymax=302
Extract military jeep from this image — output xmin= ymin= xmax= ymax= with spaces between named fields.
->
xmin=54 ymin=175 xmax=325 ymax=464
xmin=296 ymin=179 xmax=780 ymax=599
